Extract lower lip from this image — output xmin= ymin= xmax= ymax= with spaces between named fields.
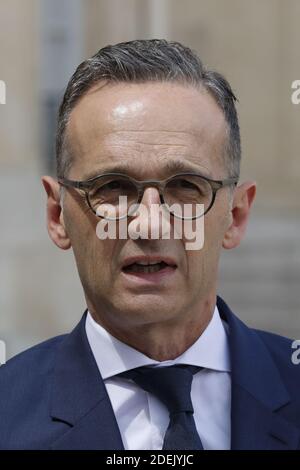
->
xmin=121 ymin=265 xmax=177 ymax=284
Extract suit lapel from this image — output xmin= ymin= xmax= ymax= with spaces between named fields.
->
xmin=230 ymin=382 xmax=299 ymax=450
xmin=50 ymin=312 xmax=124 ymax=450
xmin=217 ymin=296 xmax=300 ymax=450
xmin=50 ymin=397 xmax=124 ymax=450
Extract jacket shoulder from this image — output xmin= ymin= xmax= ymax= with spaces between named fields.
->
xmin=254 ymin=328 xmax=296 ymax=359
xmin=0 ymin=334 xmax=67 ymax=376
xmin=0 ymin=335 xmax=67 ymax=410
xmin=254 ymin=328 xmax=300 ymax=390
xmin=0 ymin=334 xmax=68 ymax=449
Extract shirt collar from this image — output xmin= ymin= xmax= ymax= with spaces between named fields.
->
xmin=86 ymin=305 xmax=231 ymax=380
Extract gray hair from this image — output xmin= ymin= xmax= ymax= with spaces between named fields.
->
xmin=56 ymin=39 xmax=241 ymax=179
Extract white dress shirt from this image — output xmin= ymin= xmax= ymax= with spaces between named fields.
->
xmin=85 ymin=305 xmax=231 ymax=450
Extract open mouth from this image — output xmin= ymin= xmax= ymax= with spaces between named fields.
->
xmin=121 ymin=257 xmax=178 ymax=282
xmin=123 ymin=261 xmax=170 ymax=274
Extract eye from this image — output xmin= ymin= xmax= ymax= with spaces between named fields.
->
xmin=102 ymin=180 xmax=122 ymax=191
xmin=177 ymin=179 xmax=197 ymax=189
xmin=168 ymin=178 xmax=198 ymax=190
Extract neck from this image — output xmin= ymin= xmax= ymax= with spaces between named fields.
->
xmin=87 ymin=295 xmax=216 ymax=361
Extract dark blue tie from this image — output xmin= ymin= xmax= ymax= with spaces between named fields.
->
xmin=119 ymin=364 xmax=204 ymax=450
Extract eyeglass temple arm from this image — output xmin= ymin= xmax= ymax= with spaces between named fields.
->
xmin=220 ymin=177 xmax=238 ymax=187
xmin=58 ymin=178 xmax=88 ymax=190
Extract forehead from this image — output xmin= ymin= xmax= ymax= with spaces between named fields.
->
xmin=67 ymin=81 xmax=227 ymax=178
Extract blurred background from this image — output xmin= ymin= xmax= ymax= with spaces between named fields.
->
xmin=0 ymin=0 xmax=299 ymax=359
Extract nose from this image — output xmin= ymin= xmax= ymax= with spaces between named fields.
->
xmin=128 ymin=186 xmax=170 ymax=240
xmin=140 ymin=186 xmax=161 ymax=207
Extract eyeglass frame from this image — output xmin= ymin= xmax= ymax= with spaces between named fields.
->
xmin=58 ymin=172 xmax=239 ymax=220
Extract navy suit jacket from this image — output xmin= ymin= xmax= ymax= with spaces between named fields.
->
xmin=0 ymin=297 xmax=300 ymax=450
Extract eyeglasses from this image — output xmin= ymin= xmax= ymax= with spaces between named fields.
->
xmin=58 ymin=172 xmax=238 ymax=220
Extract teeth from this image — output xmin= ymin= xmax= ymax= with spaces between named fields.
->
xmin=135 ymin=263 xmax=162 ymax=273
xmin=125 ymin=262 xmax=166 ymax=273
xmin=136 ymin=260 xmax=162 ymax=266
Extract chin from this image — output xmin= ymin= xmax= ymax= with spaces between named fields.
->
xmin=114 ymin=296 xmax=180 ymax=323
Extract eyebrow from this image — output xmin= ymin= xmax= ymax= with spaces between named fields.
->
xmin=81 ymin=159 xmax=211 ymax=181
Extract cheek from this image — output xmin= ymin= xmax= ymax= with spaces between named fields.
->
xmin=204 ymin=205 xmax=230 ymax=248
xmin=89 ymin=239 xmax=117 ymax=274
xmin=78 ymin=239 xmax=118 ymax=293
xmin=69 ymin=220 xmax=116 ymax=280
xmin=64 ymin=198 xmax=121 ymax=285
xmin=184 ymin=215 xmax=227 ymax=275
xmin=179 ymin=215 xmax=219 ymax=256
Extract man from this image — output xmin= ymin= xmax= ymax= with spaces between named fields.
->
xmin=0 ymin=39 xmax=299 ymax=450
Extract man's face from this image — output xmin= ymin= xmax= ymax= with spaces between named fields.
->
xmin=61 ymin=82 xmax=231 ymax=332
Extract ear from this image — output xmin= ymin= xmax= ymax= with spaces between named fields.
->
xmin=222 ymin=181 xmax=256 ymax=250
xmin=41 ymin=176 xmax=71 ymax=250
